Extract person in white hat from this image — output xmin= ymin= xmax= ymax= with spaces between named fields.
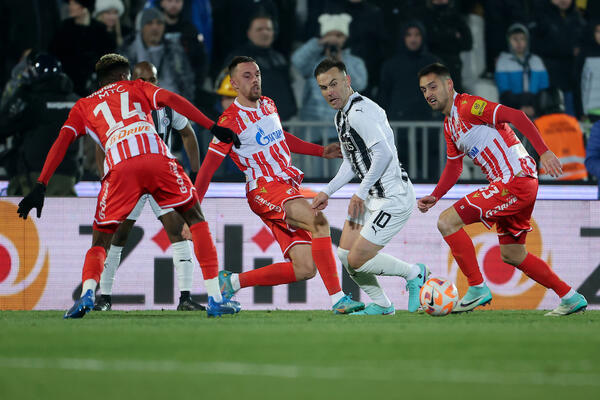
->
xmin=94 ymin=0 xmax=128 ymax=46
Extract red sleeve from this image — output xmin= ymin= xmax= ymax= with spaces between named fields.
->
xmin=499 ymin=105 xmax=549 ymax=155
xmin=284 ymin=131 xmax=324 ymax=157
xmin=194 ymin=144 xmax=226 ymax=202
xmin=457 ymin=95 xmax=501 ymax=126
xmin=431 ymin=157 xmax=463 ymax=200
xmin=153 ymin=87 xmax=215 ymax=130
xmin=38 ymin=128 xmax=77 ymax=185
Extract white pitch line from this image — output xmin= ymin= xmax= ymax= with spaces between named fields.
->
xmin=0 ymin=357 xmax=598 ymax=387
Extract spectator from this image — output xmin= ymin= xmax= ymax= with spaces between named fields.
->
xmin=224 ymin=13 xmax=297 ymax=121
xmin=495 ymin=23 xmax=549 ymax=119
xmin=585 ymin=120 xmax=600 ymax=198
xmin=379 ymin=21 xmax=440 ymax=121
xmin=94 ymin=0 xmax=130 ymax=47
xmin=576 ymin=20 xmax=600 ymax=121
xmin=119 ymin=7 xmax=195 ymax=101
xmin=50 ymin=0 xmax=116 ymax=96
xmin=292 ymin=13 xmax=367 ymax=140
xmin=0 ymin=54 xmax=80 ymax=196
xmin=417 ymin=0 xmax=472 ymax=92
xmin=530 ymin=0 xmax=585 ymax=116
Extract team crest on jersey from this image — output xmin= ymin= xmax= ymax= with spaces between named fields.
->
xmin=265 ymin=101 xmax=276 ymax=114
xmin=256 ymin=125 xmax=283 ymax=146
xmin=161 ymin=116 xmax=170 ymax=127
xmin=471 ymin=100 xmax=487 ymax=116
xmin=286 ymin=188 xmax=295 ymax=195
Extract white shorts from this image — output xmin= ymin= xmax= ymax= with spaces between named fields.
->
xmin=127 ymin=194 xmax=174 ymax=221
xmin=347 ymin=183 xmax=416 ymax=246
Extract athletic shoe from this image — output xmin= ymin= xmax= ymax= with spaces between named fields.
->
xmin=350 ymin=303 xmax=395 ymax=315
xmin=545 ymin=293 xmax=588 ymax=316
xmin=206 ymin=296 xmax=239 ymax=317
xmin=64 ymin=289 xmax=95 ymax=319
xmin=452 ymin=284 xmax=493 ymax=313
xmin=93 ymin=294 xmax=112 ymax=311
xmin=332 ymin=294 xmax=365 ymax=314
xmin=177 ymin=297 xmax=206 ymax=311
xmin=406 ymin=263 xmax=431 ymax=312
xmin=218 ymin=270 xmax=237 ymax=298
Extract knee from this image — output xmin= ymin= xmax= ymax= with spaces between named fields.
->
xmin=311 ymin=212 xmax=330 ymax=236
xmin=293 ymin=260 xmax=317 ymax=281
xmin=437 ymin=212 xmax=457 ymax=236
xmin=501 ymin=250 xmax=527 ymax=266
xmin=347 ymin=250 xmax=365 ymax=270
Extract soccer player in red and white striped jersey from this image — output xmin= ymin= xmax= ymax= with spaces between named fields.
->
xmin=17 ymin=54 xmax=240 ymax=318
xmin=417 ymin=63 xmax=587 ymax=316
xmin=195 ymin=56 xmax=365 ymax=314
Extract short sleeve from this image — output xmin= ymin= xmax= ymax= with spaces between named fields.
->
xmin=348 ymin=107 xmax=385 ymax=148
xmin=61 ymin=102 xmax=87 ymax=138
xmin=457 ymin=95 xmax=501 ymax=126
xmin=171 ymin=109 xmax=189 ymax=130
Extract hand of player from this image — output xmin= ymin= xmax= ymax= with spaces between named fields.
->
xmin=210 ymin=124 xmax=241 ymax=148
xmin=539 ymin=150 xmax=563 ymax=178
xmin=17 ymin=182 xmax=46 ymax=219
xmin=417 ymin=195 xmax=437 ymax=213
xmin=348 ymin=194 xmax=365 ymax=220
xmin=181 ymin=223 xmax=192 ymax=240
xmin=322 ymin=142 xmax=342 ymax=159
xmin=312 ymin=192 xmax=329 ymax=213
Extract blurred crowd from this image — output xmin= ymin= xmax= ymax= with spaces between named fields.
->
xmin=1 ymin=0 xmax=600 ymax=193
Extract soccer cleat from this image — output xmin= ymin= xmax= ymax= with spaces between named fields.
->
xmin=218 ymin=270 xmax=237 ymax=298
xmin=206 ymin=296 xmax=240 ymax=317
xmin=452 ymin=284 xmax=493 ymax=313
xmin=93 ymin=294 xmax=112 ymax=311
xmin=177 ymin=297 xmax=206 ymax=311
xmin=332 ymin=294 xmax=365 ymax=314
xmin=350 ymin=303 xmax=395 ymax=315
xmin=64 ymin=289 xmax=95 ymax=319
xmin=406 ymin=263 xmax=431 ymax=312
xmin=545 ymin=293 xmax=588 ymax=316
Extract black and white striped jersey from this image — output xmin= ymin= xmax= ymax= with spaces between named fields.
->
xmin=150 ymin=107 xmax=188 ymax=149
xmin=334 ymin=92 xmax=410 ymax=199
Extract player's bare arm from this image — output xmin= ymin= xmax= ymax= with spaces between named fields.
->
xmin=178 ymin=122 xmax=200 ymax=173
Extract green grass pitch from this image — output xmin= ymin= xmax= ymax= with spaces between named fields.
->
xmin=1 ymin=310 xmax=599 ymax=400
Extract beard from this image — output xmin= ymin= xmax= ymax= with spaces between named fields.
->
xmin=247 ymin=86 xmax=261 ymax=102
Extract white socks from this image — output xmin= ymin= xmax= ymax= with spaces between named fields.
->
xmin=204 ymin=277 xmax=223 ymax=302
xmin=172 ymin=240 xmax=194 ymax=292
xmin=330 ymin=291 xmax=345 ymax=306
xmin=337 ymin=248 xmax=391 ymax=308
xmin=561 ymin=288 xmax=576 ymax=300
xmin=355 ymin=252 xmax=419 ymax=280
xmin=99 ymin=245 xmax=123 ymax=295
xmin=81 ymin=279 xmax=97 ymax=298
xmin=230 ymin=273 xmax=241 ymax=292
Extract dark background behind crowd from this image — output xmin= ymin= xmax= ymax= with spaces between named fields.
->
xmin=1 ymin=0 xmax=600 ymax=195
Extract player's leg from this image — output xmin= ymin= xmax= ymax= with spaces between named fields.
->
xmin=284 ymin=197 xmax=363 ymax=313
xmin=155 ymin=202 xmax=205 ymax=311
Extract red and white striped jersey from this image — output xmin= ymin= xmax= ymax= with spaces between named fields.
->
xmin=208 ymin=96 xmax=304 ymax=191
xmin=61 ymin=79 xmax=175 ymax=174
xmin=444 ymin=93 xmax=537 ymax=183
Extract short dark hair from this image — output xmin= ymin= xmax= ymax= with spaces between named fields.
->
xmin=248 ymin=11 xmax=273 ymax=28
xmin=228 ymin=56 xmax=257 ymax=76
xmin=417 ymin=62 xmax=451 ymax=81
xmin=96 ymin=53 xmax=130 ymax=86
xmin=314 ymin=58 xmax=347 ymax=79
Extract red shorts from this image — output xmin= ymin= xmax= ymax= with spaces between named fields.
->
xmin=94 ymin=154 xmax=197 ymax=233
xmin=247 ymin=177 xmax=312 ymax=258
xmin=454 ymin=176 xmax=538 ymax=244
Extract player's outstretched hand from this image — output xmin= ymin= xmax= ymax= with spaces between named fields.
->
xmin=540 ymin=150 xmax=563 ymax=178
xmin=17 ymin=182 xmax=46 ymax=219
xmin=211 ymin=124 xmax=241 ymax=148
xmin=312 ymin=192 xmax=329 ymax=213
xmin=322 ymin=142 xmax=342 ymax=159
xmin=417 ymin=195 xmax=437 ymax=213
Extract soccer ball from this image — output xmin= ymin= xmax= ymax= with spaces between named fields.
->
xmin=419 ymin=277 xmax=459 ymax=316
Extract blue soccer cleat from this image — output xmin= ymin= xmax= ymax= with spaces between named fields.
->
xmin=350 ymin=303 xmax=395 ymax=315
xmin=64 ymin=289 xmax=95 ymax=319
xmin=206 ymin=296 xmax=240 ymax=317
xmin=545 ymin=293 xmax=588 ymax=316
xmin=406 ymin=263 xmax=431 ymax=312
xmin=332 ymin=294 xmax=365 ymax=314
xmin=452 ymin=283 xmax=493 ymax=313
xmin=218 ymin=270 xmax=237 ymax=298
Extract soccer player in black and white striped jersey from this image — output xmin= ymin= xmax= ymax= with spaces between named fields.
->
xmin=312 ymin=59 xmax=429 ymax=315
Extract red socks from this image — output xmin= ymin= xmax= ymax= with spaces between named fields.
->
xmin=443 ymin=229 xmax=484 ymax=286
xmin=189 ymin=221 xmax=218 ymax=280
xmin=517 ymin=253 xmax=571 ymax=297
xmin=239 ymin=262 xmax=297 ymax=288
xmin=82 ymin=246 xmax=106 ymax=283
xmin=311 ymin=237 xmax=342 ymax=295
